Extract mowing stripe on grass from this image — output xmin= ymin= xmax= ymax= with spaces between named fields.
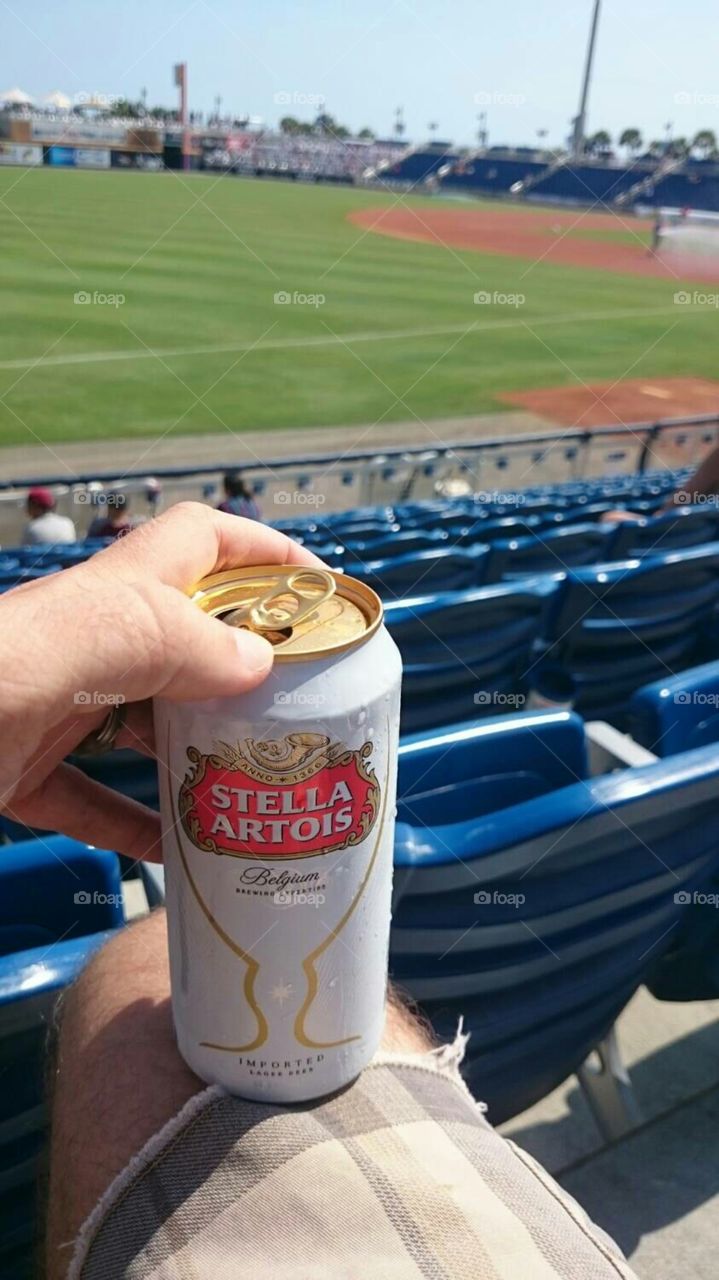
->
xmin=0 ymin=305 xmax=683 ymax=372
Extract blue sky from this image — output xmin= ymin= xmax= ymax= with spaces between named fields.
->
xmin=5 ymin=0 xmax=719 ymax=148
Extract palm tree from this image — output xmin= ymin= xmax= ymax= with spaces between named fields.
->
xmin=619 ymin=127 xmax=642 ymax=157
xmin=692 ymin=129 xmax=717 ymax=158
xmin=669 ymin=136 xmax=690 ymax=159
xmin=587 ymin=129 xmax=611 ymax=156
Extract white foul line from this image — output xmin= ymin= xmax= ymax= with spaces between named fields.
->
xmin=0 ymin=305 xmax=685 ymax=373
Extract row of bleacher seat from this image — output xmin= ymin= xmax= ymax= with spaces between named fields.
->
xmin=1 ymin=509 xmax=716 ymax=596
xmin=1 ymin=473 xmax=718 ymax=733
xmin=4 ymin=538 xmax=716 ymax=731
xmin=6 ymin=697 xmax=719 ymax=1274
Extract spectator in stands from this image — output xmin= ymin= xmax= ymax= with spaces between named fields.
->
xmin=601 ymin=444 xmax=719 ymax=523
xmin=668 ymin=443 xmax=719 ymax=505
xmin=217 ymin=469 xmax=261 ymax=520
xmin=22 ymin=487 xmax=77 ymax=545
xmin=86 ymin=490 xmax=136 ymax=539
xmin=0 ymin=503 xmax=636 ymax=1280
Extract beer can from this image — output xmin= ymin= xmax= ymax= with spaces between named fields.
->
xmin=154 ymin=567 xmax=402 ymax=1102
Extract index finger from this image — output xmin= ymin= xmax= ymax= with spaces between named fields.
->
xmin=82 ymin=502 xmax=325 ymax=590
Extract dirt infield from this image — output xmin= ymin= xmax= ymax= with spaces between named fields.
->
xmin=500 ymin=376 xmax=719 ymax=428
xmin=349 ymin=205 xmax=719 ymax=282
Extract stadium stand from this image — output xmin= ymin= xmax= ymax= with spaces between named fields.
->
xmin=7 ymin=454 xmax=719 ymax=1267
xmin=439 ymin=150 xmax=719 ymax=213
xmin=392 ymin=713 xmax=719 ymax=1122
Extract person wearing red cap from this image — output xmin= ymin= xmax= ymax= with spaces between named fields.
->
xmin=23 ymin=487 xmax=77 ymax=545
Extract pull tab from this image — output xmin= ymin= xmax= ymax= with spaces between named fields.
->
xmin=222 ymin=569 xmax=336 ymax=636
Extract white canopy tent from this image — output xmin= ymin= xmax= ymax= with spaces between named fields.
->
xmin=0 ymin=88 xmax=34 ymax=106
xmin=42 ymin=90 xmax=72 ymax=111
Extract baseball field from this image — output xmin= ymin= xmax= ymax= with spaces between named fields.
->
xmin=1 ymin=167 xmax=718 ymax=449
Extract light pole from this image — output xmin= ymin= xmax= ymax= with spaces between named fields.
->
xmin=571 ymin=0 xmax=601 ymax=159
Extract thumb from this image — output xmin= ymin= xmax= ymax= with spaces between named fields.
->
xmin=38 ymin=579 xmax=276 ymax=722
xmin=126 ymin=583 xmax=276 ymax=704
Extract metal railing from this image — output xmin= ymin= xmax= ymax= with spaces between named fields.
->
xmin=1 ymin=414 xmax=717 ymax=546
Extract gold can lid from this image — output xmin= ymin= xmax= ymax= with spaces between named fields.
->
xmin=190 ymin=567 xmax=383 ymax=661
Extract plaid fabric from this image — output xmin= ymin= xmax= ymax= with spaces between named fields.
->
xmin=72 ymin=1058 xmax=637 ymax=1280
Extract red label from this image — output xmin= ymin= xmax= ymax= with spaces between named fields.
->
xmin=178 ymin=733 xmax=379 ymax=859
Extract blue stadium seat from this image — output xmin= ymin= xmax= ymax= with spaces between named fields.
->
xmin=351 ymin=546 xmax=487 ymax=599
xmin=397 ymin=710 xmax=587 ymax=824
xmin=453 ymin=516 xmax=543 ymax=545
xmin=483 ymin=523 xmax=614 ymax=582
xmin=385 ymin=578 xmax=556 ymax=733
xmin=391 ymin=727 xmax=719 ymax=1121
xmin=536 ymin=543 xmax=719 ymax=724
xmin=0 ymin=837 xmax=123 ymax=1277
xmin=344 ymin=529 xmax=448 ymax=558
xmin=609 ymin=507 xmax=719 ymax=559
xmin=630 ymin=660 xmax=719 ymax=755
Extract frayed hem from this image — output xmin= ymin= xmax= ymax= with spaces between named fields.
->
xmin=371 ymin=1019 xmax=486 ymax=1113
xmin=66 ymin=1084 xmax=224 ymax=1280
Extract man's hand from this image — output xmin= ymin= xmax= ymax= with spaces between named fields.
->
xmin=0 ymin=502 xmax=322 ymax=860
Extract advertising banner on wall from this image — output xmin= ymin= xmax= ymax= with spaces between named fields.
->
xmin=75 ymin=148 xmax=111 ymax=168
xmin=0 ymin=142 xmax=43 ymax=166
xmin=47 ymin=145 xmax=77 ymax=166
xmin=110 ymin=151 xmax=162 ymax=170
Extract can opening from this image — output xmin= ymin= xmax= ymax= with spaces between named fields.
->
xmin=191 ymin=567 xmax=383 ymax=660
xmin=216 ymin=573 xmax=335 ymax=643
xmin=218 ymin=609 xmax=293 ymax=646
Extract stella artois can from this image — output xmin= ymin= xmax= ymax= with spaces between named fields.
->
xmin=154 ymin=567 xmax=401 ymax=1102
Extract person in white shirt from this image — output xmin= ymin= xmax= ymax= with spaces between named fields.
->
xmin=22 ymin=487 xmax=77 ymax=545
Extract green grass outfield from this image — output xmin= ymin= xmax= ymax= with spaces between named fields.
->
xmin=0 ymin=168 xmax=715 ymax=447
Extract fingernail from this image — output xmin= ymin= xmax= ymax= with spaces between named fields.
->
xmin=234 ymin=629 xmax=274 ymax=673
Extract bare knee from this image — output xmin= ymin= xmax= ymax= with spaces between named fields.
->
xmin=46 ymin=910 xmax=202 ymax=1279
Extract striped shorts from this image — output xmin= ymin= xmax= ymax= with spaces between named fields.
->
xmin=69 ymin=1043 xmax=637 ymax=1280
